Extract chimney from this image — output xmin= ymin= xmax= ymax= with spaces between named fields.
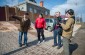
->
xmin=40 ymin=1 xmax=44 ymax=7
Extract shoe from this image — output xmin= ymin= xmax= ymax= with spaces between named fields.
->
xmin=52 ymin=45 xmax=57 ymax=47
xmin=57 ymin=46 xmax=61 ymax=49
xmin=42 ymin=40 xmax=45 ymax=43
xmin=22 ymin=43 xmax=25 ymax=45
xmin=37 ymin=41 xmax=41 ymax=45
xmin=26 ymin=44 xmax=28 ymax=46
xmin=19 ymin=44 xmax=22 ymax=47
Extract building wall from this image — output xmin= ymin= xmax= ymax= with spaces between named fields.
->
xmin=26 ymin=3 xmax=50 ymax=22
xmin=26 ymin=3 xmax=50 ymax=15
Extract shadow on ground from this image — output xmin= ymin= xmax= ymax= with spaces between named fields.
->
xmin=69 ymin=43 xmax=78 ymax=55
xmin=3 ymin=36 xmax=53 ymax=55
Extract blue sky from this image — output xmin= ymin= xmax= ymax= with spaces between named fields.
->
xmin=0 ymin=0 xmax=85 ymax=22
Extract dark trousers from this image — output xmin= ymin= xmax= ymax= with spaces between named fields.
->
xmin=37 ymin=28 xmax=45 ymax=41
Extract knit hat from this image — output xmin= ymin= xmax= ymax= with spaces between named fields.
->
xmin=66 ymin=9 xmax=74 ymax=15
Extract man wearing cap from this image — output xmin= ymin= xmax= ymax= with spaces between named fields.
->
xmin=12 ymin=13 xmax=31 ymax=47
xmin=60 ymin=9 xmax=75 ymax=55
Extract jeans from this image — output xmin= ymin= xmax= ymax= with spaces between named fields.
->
xmin=53 ymin=28 xmax=61 ymax=47
xmin=37 ymin=28 xmax=45 ymax=41
xmin=19 ymin=32 xmax=28 ymax=45
xmin=63 ymin=37 xmax=70 ymax=55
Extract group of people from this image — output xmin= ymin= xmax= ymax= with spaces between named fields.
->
xmin=12 ymin=9 xmax=75 ymax=55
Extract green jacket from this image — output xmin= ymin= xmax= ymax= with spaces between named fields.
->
xmin=12 ymin=16 xmax=31 ymax=32
xmin=61 ymin=18 xmax=75 ymax=39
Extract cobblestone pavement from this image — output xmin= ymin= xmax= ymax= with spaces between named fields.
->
xmin=0 ymin=22 xmax=81 ymax=55
xmin=0 ymin=30 xmax=63 ymax=55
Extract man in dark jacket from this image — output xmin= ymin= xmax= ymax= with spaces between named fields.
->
xmin=12 ymin=13 xmax=31 ymax=47
xmin=52 ymin=12 xmax=62 ymax=49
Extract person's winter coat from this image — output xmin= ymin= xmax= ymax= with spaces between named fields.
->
xmin=61 ymin=18 xmax=75 ymax=39
xmin=12 ymin=16 xmax=31 ymax=32
xmin=35 ymin=17 xmax=46 ymax=29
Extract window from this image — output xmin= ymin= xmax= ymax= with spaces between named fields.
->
xmin=45 ymin=11 xmax=48 ymax=15
xmin=38 ymin=10 xmax=41 ymax=14
xmin=50 ymin=19 xmax=53 ymax=23
xmin=30 ymin=8 xmax=32 ymax=12
xmin=45 ymin=19 xmax=49 ymax=22
xmin=21 ymin=7 xmax=24 ymax=9
xmin=34 ymin=9 xmax=37 ymax=13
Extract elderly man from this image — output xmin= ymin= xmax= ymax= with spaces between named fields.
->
xmin=52 ymin=12 xmax=63 ymax=49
